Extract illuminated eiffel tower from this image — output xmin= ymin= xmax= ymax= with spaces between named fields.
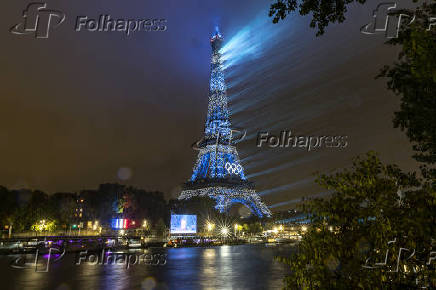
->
xmin=179 ymin=28 xmax=271 ymax=218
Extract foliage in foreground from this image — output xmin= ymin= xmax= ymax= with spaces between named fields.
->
xmin=278 ymin=152 xmax=435 ymax=289
xmin=378 ymin=2 xmax=436 ymax=183
xmin=269 ymin=0 xmax=368 ymax=35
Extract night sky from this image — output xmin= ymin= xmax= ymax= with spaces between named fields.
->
xmin=1 ymin=0 xmax=418 ymax=210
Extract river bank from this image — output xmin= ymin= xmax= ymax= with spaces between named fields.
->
xmin=0 ymin=235 xmax=298 ymax=255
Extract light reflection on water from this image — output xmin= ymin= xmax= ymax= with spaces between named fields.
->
xmin=1 ymin=245 xmax=292 ymax=290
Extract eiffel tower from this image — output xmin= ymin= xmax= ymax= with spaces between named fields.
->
xmin=179 ymin=28 xmax=271 ymax=218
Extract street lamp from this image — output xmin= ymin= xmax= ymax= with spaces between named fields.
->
xmin=92 ymin=220 xmax=99 ymax=231
xmin=220 ymin=226 xmax=229 ymax=237
xmin=207 ymin=222 xmax=215 ymax=232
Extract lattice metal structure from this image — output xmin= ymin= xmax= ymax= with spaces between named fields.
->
xmin=179 ymin=29 xmax=271 ymax=218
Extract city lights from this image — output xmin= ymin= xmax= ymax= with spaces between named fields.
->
xmin=220 ymin=226 xmax=229 ymax=237
xmin=92 ymin=220 xmax=99 ymax=231
xmin=111 ymin=218 xmax=128 ymax=229
xmin=234 ymin=224 xmax=241 ymax=237
xmin=31 ymin=219 xmax=56 ymax=232
xmin=207 ymin=222 xmax=215 ymax=232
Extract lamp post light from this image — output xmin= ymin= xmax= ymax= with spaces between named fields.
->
xmin=92 ymin=220 xmax=99 ymax=231
xmin=273 ymin=227 xmax=278 ymax=235
xmin=142 ymin=219 xmax=148 ymax=237
xmin=7 ymin=224 xmax=12 ymax=239
xmin=206 ymin=222 xmax=215 ymax=236
xmin=40 ymin=220 xmax=46 ymax=236
xmin=220 ymin=226 xmax=229 ymax=242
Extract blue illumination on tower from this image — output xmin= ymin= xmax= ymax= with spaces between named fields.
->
xmin=179 ymin=28 xmax=271 ymax=218
xmin=205 ymin=29 xmax=231 ymax=139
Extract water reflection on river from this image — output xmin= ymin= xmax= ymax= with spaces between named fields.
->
xmin=1 ymin=244 xmax=292 ymax=290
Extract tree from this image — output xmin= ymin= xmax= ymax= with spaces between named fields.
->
xmin=13 ymin=190 xmax=58 ymax=232
xmin=277 ymin=152 xmax=435 ymax=288
xmin=378 ymin=2 xmax=436 ymax=183
xmin=269 ymin=6 xmax=435 ymax=285
xmin=242 ymin=221 xmax=263 ymax=236
xmin=31 ymin=219 xmax=56 ymax=232
xmin=50 ymin=192 xmax=77 ymax=226
xmin=0 ymin=186 xmax=18 ymax=228
xmin=154 ymin=218 xmax=168 ymax=237
xmin=269 ymin=0 xmax=368 ymax=36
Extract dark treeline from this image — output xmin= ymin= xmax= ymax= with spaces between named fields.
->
xmin=0 ymin=183 xmax=169 ymax=232
xmin=0 ymin=184 xmax=275 ymax=235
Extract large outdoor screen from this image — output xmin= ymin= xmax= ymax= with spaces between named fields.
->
xmin=170 ymin=214 xmax=197 ymax=234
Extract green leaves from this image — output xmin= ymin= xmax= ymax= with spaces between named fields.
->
xmin=269 ymin=1 xmax=435 ymax=287
xmin=269 ymin=0 xmax=367 ymax=36
xmin=377 ymin=2 xmax=436 ymax=183
xmin=278 ymin=152 xmax=435 ymax=288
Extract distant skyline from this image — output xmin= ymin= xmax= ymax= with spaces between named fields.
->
xmin=1 ymin=0 xmax=418 ymax=210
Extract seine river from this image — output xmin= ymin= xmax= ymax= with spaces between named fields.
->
xmin=0 ymin=244 xmax=292 ymax=290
